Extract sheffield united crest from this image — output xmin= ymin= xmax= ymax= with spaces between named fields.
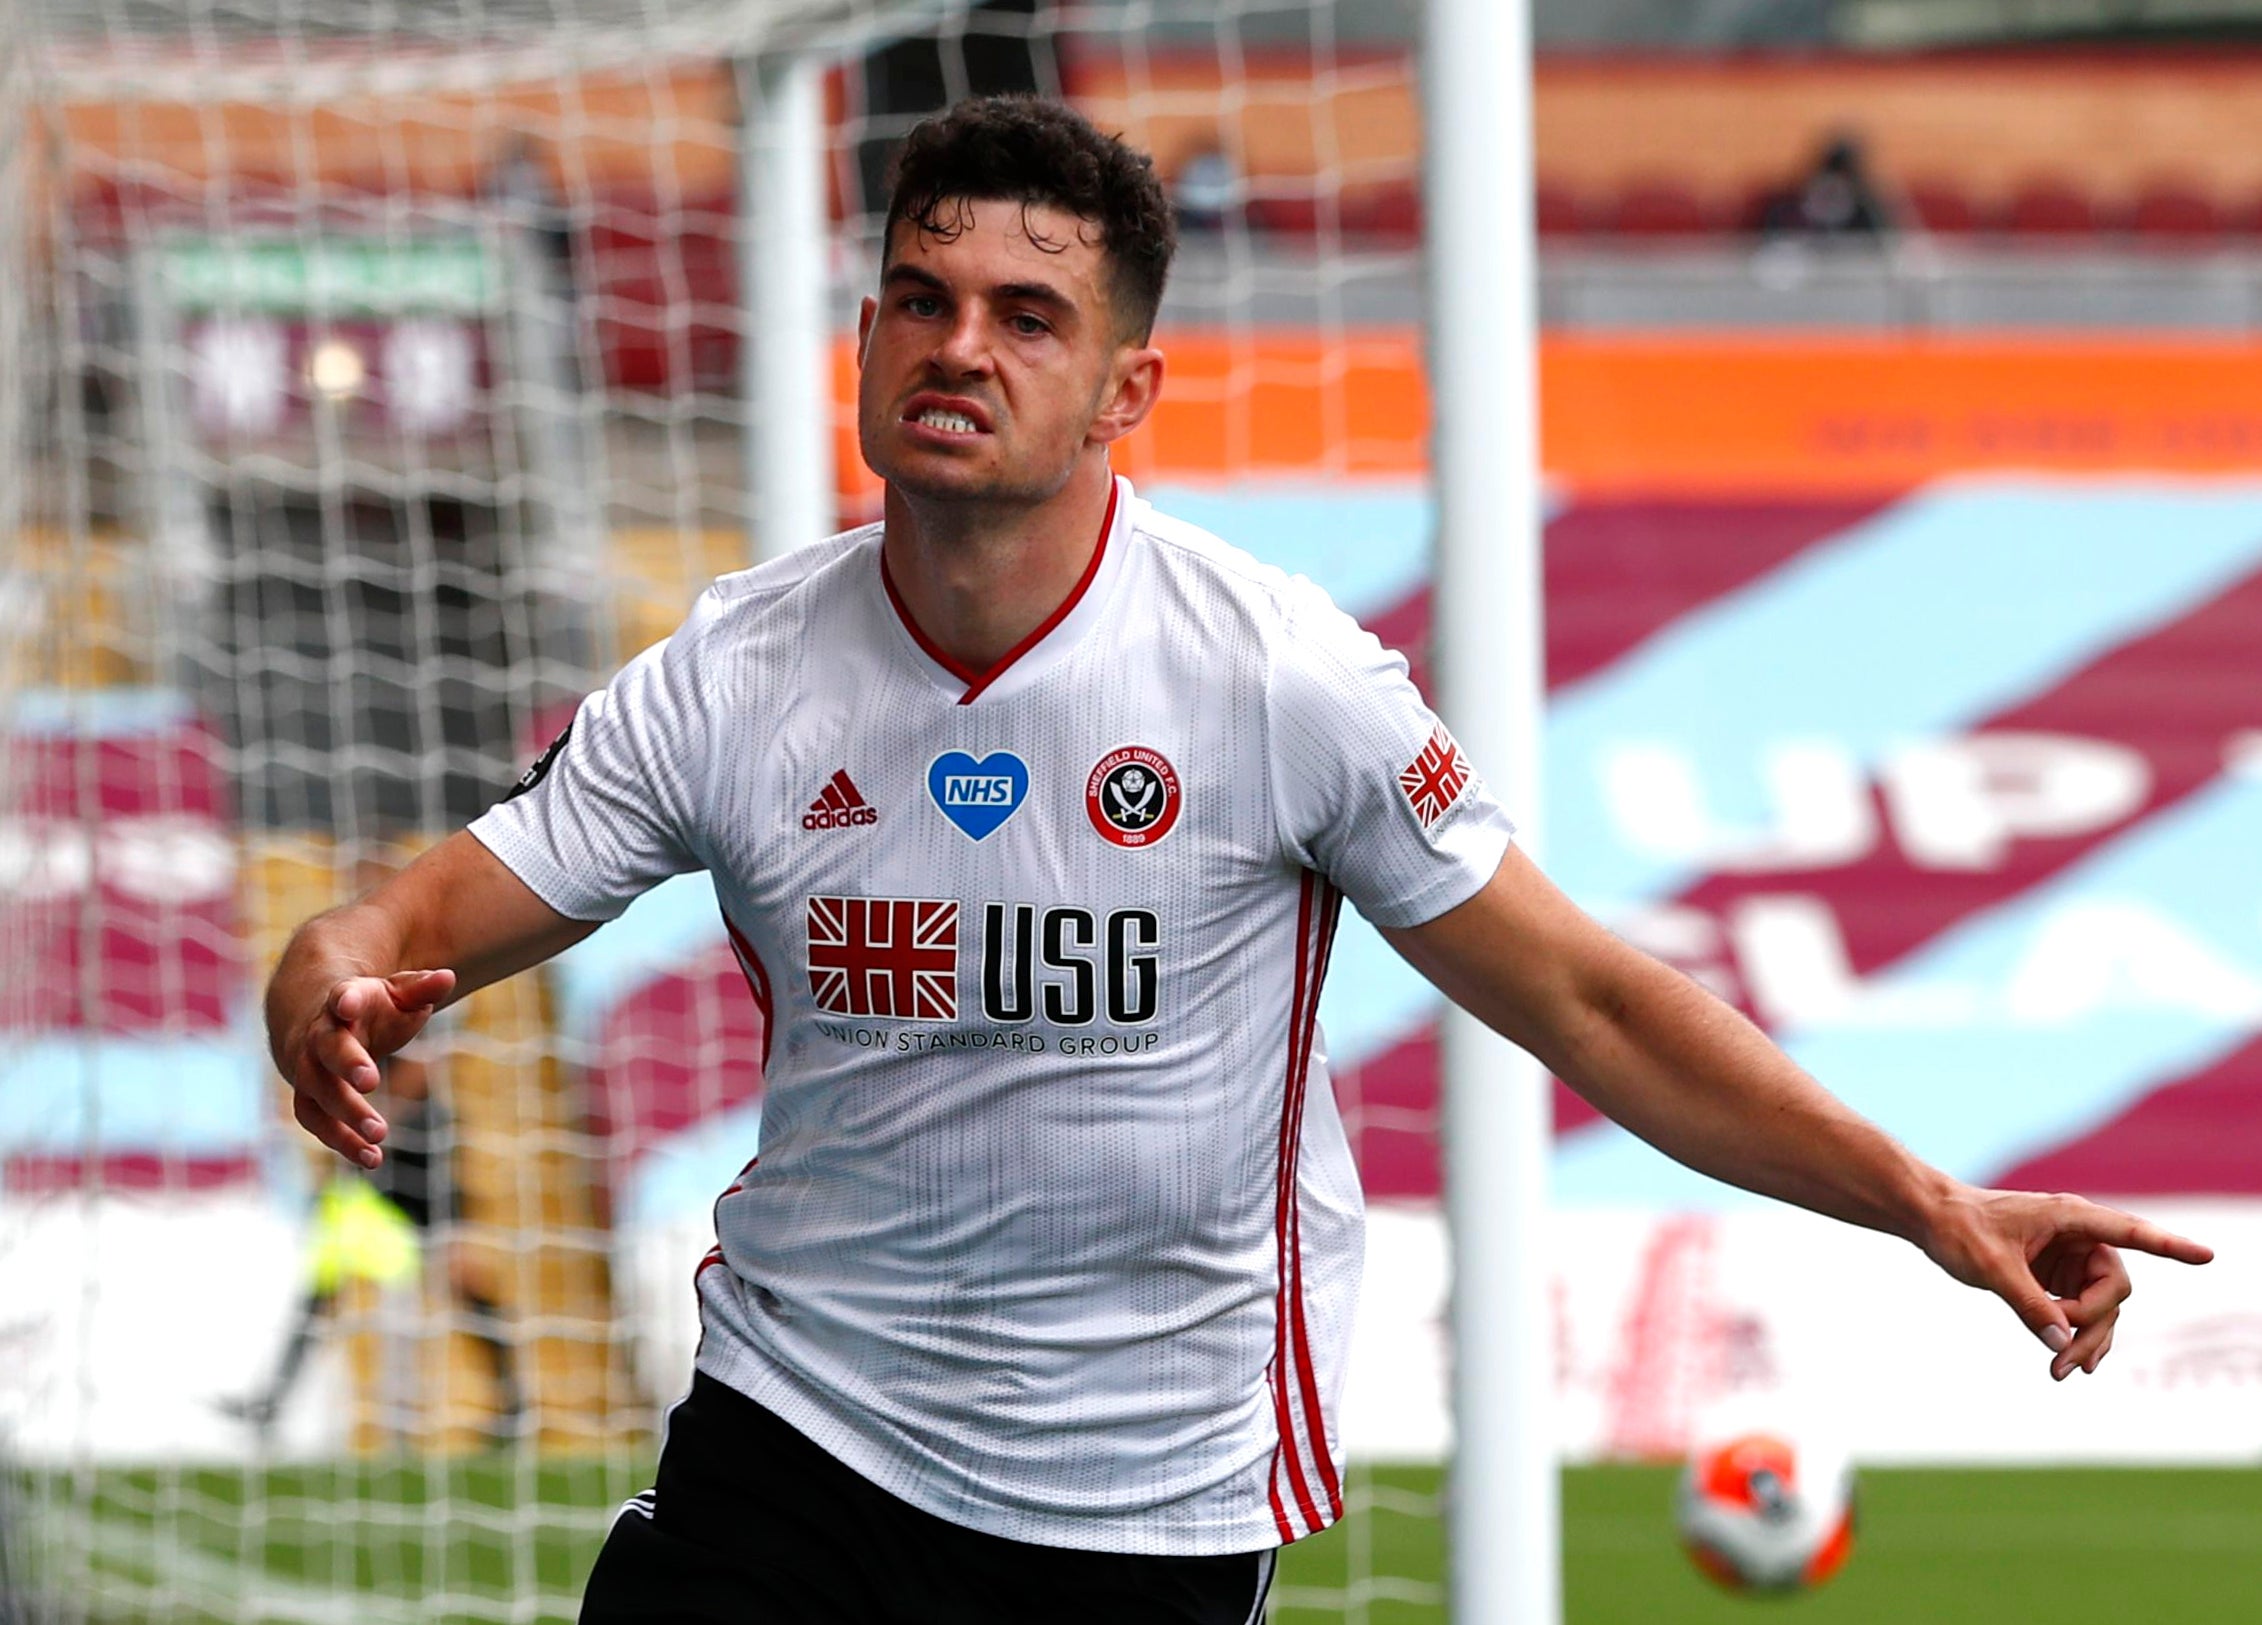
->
xmin=1085 ymin=746 xmax=1182 ymax=849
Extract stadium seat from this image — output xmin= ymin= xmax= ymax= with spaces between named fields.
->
xmin=1340 ymin=181 xmax=1423 ymax=246
xmin=1243 ymin=188 xmax=1322 ymax=238
xmin=2126 ymin=183 xmax=2223 ymax=244
xmin=1606 ymin=180 xmax=1714 ymax=239
xmin=2003 ymin=179 xmax=2097 ymax=238
xmin=583 ymin=189 xmax=740 ymax=393
xmin=1535 ymin=181 xmax=1586 ymax=240
xmin=1732 ymin=182 xmax=1785 ymax=237
xmin=1242 ymin=184 xmax=1424 ymax=246
xmin=1899 ymin=180 xmax=1980 ymax=236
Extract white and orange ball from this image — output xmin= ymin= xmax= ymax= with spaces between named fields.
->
xmin=1674 ymin=1431 xmax=1856 ymax=1593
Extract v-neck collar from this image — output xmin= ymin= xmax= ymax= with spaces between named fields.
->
xmin=880 ymin=477 xmax=1128 ymax=706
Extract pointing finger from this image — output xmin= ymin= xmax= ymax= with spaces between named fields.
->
xmin=2063 ymin=1206 xmax=2214 ymax=1266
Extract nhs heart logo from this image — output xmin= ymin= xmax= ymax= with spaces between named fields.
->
xmin=927 ymin=751 xmax=1029 ymax=841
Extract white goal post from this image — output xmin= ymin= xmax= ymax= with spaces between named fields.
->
xmin=1421 ymin=1 xmax=1553 ymax=1620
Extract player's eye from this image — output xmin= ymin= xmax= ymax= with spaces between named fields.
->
xmin=901 ymin=294 xmax=943 ymax=318
xmin=1008 ymin=312 xmax=1051 ymax=337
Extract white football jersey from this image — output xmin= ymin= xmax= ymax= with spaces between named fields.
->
xmin=469 ymin=477 xmax=1513 ymax=1555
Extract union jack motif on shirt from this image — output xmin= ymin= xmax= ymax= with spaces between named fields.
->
xmin=806 ymin=896 xmax=960 ymax=1021
xmin=1397 ymin=725 xmax=1472 ymax=830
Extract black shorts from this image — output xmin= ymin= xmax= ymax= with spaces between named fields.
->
xmin=580 ymin=1372 xmax=1276 ymax=1625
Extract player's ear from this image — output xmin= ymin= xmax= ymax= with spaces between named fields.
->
xmin=856 ymin=295 xmax=878 ymax=365
xmin=1087 ymin=344 xmax=1164 ymax=448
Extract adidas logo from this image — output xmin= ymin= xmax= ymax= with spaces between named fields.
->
xmin=803 ymin=769 xmax=879 ymax=831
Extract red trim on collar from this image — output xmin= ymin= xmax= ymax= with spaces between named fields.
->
xmin=880 ymin=481 xmax=1120 ymax=706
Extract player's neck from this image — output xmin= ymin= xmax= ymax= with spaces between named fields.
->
xmin=880 ymin=462 xmax=1115 ymax=676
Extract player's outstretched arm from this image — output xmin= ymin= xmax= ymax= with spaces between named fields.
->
xmin=1382 ymin=846 xmax=2213 ymax=1381
xmin=266 ymin=831 xmax=596 ymax=1170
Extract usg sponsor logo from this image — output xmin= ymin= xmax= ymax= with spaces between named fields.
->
xmin=805 ymin=893 xmax=1168 ymax=1040
xmin=979 ymin=904 xmax=1160 ymax=1025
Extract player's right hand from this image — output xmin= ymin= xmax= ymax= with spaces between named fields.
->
xmin=285 ymin=969 xmax=457 ymax=1169
xmin=1915 ymin=1181 xmax=2212 ymax=1380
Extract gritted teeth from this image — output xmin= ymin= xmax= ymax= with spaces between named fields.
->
xmin=915 ymin=407 xmax=981 ymax=434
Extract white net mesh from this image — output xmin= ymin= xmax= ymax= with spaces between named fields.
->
xmin=1 ymin=2 xmax=1446 ymax=1619
xmin=1 ymin=1 xmax=61 ymax=1610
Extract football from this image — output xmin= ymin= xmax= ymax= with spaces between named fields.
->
xmin=1674 ymin=1431 xmax=1856 ymax=1593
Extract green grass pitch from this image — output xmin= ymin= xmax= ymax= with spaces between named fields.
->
xmin=1273 ymin=1464 xmax=2262 ymax=1624
xmin=29 ymin=1461 xmax=2262 ymax=1621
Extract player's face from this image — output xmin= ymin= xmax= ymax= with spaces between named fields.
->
xmin=857 ymin=199 xmax=1161 ymax=508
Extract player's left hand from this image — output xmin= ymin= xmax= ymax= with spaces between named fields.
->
xmin=1915 ymin=1183 xmax=2213 ymax=1381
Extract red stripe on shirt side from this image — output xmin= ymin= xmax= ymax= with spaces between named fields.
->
xmin=1277 ymin=883 xmax=1324 ymax=1526
xmin=1285 ymin=882 xmax=1346 ymax=1520
xmin=722 ymin=911 xmax=775 ymax=1069
xmin=1268 ymin=1454 xmax=1298 ymax=1545
xmin=879 ymin=482 xmax=1120 ymax=705
xmin=1270 ymin=871 xmax=1325 ymax=1538
xmin=693 ymin=1145 xmax=764 ymax=1362
xmin=700 ymin=1156 xmax=761 ymax=1287
xmin=1277 ymin=880 xmax=1336 ymax=1526
xmin=707 ymin=918 xmax=769 ymax=1337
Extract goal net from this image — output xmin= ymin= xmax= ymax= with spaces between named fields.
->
xmin=1 ymin=1 xmax=1450 ymax=1619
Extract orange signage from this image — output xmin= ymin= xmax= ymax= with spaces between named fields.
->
xmin=1543 ymin=335 xmax=2262 ymax=493
xmin=833 ymin=332 xmax=2262 ymax=504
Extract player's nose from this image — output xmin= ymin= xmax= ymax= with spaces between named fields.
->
xmin=928 ymin=304 xmax=996 ymax=377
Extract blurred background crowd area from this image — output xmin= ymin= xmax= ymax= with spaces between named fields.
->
xmin=44 ymin=0 xmax=2262 ymax=419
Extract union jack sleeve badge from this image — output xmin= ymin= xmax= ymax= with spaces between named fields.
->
xmin=1397 ymin=725 xmax=1473 ymax=829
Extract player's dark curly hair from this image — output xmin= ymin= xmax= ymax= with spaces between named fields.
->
xmin=883 ymin=95 xmax=1177 ymax=342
